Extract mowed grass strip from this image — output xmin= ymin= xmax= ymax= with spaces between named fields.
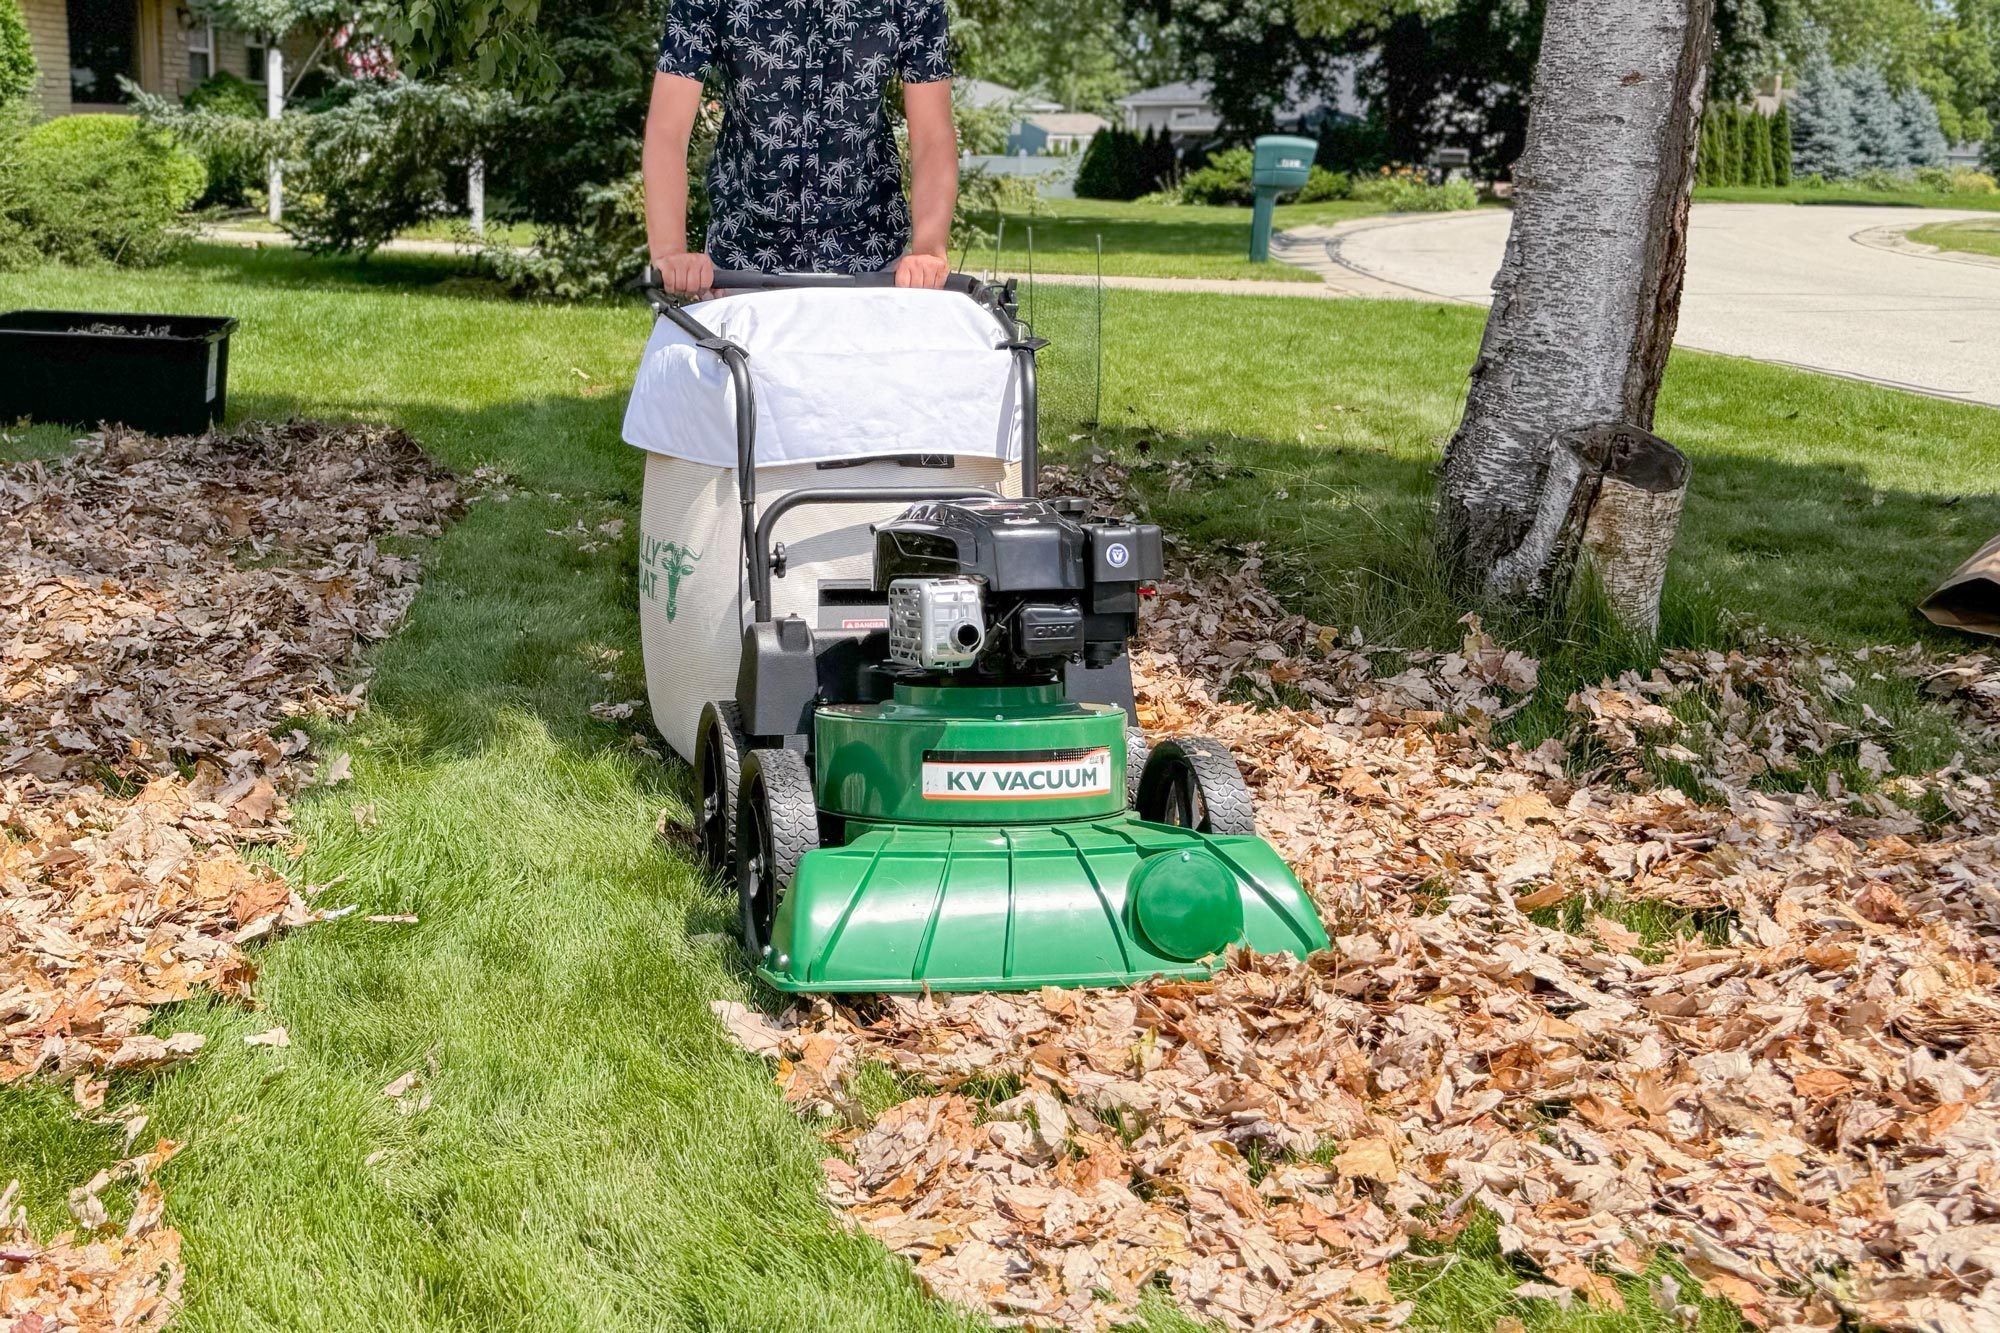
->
xmin=1909 ymin=217 xmax=2000 ymax=259
xmin=2 ymin=247 xmax=1995 ymax=1330
xmin=1 ymin=248 xmax=979 ymax=1332
xmin=957 ymin=196 xmax=1407 ymax=282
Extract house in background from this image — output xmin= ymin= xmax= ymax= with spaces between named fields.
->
xmin=1118 ymin=70 xmax=1366 ymax=147
xmin=959 ymin=77 xmax=1060 ymax=118
xmin=19 ymin=0 xmax=314 ymax=116
xmin=1006 ymin=111 xmax=1108 ymax=156
xmin=1117 ymin=80 xmax=1220 ymax=140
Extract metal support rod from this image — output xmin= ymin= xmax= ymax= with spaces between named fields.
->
xmin=1016 ymin=347 xmax=1040 ymax=497
xmin=751 ymin=487 xmax=996 ymax=621
xmin=636 ymin=267 xmax=1041 ymax=617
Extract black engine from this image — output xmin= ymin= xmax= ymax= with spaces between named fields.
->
xmin=873 ymin=498 xmax=1163 ymax=674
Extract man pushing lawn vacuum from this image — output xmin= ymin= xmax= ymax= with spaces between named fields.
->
xmin=625 ymin=0 xmax=1328 ymax=994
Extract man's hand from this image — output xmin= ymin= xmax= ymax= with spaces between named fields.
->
xmin=655 ymin=252 xmax=715 ymax=298
xmin=895 ymin=252 xmax=951 ymax=289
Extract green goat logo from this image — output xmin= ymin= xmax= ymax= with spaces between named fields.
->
xmin=643 ymin=537 xmax=702 ymax=623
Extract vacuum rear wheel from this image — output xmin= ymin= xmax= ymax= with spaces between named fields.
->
xmin=736 ymin=748 xmax=819 ymax=964
xmin=1136 ymin=736 xmax=1257 ymax=836
xmin=695 ymin=701 xmax=745 ymax=873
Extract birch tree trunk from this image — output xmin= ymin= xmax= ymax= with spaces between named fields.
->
xmin=1438 ymin=0 xmax=1712 ymax=626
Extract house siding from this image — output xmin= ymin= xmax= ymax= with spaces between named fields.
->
xmin=15 ymin=0 xmax=321 ymax=116
xmin=20 ymin=0 xmax=70 ymax=115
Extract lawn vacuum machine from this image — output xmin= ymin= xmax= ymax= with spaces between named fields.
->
xmin=627 ymin=267 xmax=1328 ymax=992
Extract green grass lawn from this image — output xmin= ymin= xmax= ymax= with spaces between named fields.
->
xmin=957 ymin=196 xmax=1414 ymax=282
xmin=1909 ymin=217 xmax=2000 ymax=258
xmin=206 ymin=211 xmax=545 ymax=248
xmin=1695 ymin=183 xmax=2000 ymax=210
xmin=3 ymin=245 xmax=1997 ymax=1330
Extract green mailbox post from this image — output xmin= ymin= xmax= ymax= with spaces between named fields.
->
xmin=1248 ymin=135 xmax=1316 ymax=263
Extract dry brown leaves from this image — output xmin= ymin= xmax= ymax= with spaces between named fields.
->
xmin=715 ymin=461 xmax=2000 ymax=1333
xmin=1 ymin=420 xmax=455 ymax=1328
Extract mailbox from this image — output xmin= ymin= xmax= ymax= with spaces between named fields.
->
xmin=1251 ymin=135 xmax=1316 ymax=191
xmin=1248 ymin=134 xmax=1317 ymax=263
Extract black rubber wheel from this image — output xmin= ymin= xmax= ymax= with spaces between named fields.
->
xmin=1136 ymin=736 xmax=1257 ymax=836
xmin=1124 ymin=726 xmax=1151 ymax=808
xmin=694 ymin=701 xmax=745 ymax=874
xmin=736 ymin=748 xmax=819 ymax=964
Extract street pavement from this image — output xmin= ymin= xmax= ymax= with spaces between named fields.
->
xmin=1284 ymin=204 xmax=2000 ymax=407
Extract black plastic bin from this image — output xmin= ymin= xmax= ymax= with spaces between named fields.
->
xmin=0 ymin=310 xmax=238 ymax=437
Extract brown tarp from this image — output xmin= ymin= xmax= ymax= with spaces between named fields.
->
xmin=1922 ymin=533 xmax=2000 ymax=637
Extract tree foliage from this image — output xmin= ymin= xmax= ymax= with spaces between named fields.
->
xmin=189 ymin=0 xmax=345 ymax=38
xmin=1073 ymin=126 xmax=1175 ymax=199
xmin=1790 ymin=48 xmax=1858 ymax=175
xmin=1131 ymin=0 xmax=1358 ymax=137
xmin=1368 ymin=0 xmax=1543 ymax=177
xmin=0 ymin=0 xmax=36 ymax=107
xmin=949 ymin=0 xmax=1169 ymax=115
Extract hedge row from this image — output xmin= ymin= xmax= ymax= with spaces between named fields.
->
xmin=1075 ymin=126 xmax=1177 ymax=201
xmin=1697 ymin=102 xmax=1792 ymax=189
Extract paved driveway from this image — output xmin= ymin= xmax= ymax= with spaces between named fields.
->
xmin=1291 ymin=204 xmax=2000 ymax=407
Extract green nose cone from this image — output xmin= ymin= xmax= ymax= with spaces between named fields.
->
xmin=1129 ymin=848 xmax=1246 ymax=961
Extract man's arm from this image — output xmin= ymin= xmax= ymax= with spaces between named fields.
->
xmin=896 ymin=79 xmax=958 ymax=290
xmin=643 ymin=72 xmax=714 ymax=297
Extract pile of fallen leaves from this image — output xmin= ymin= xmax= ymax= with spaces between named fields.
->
xmin=1 ymin=421 xmax=456 ymax=1329
xmin=716 ymin=462 xmax=2000 ymax=1332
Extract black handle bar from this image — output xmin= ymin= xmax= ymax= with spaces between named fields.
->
xmin=638 ymin=265 xmax=983 ymax=298
xmin=708 ymin=267 xmax=983 ymax=295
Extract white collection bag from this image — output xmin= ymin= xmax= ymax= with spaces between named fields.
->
xmin=624 ymin=287 xmax=1026 ymax=760
xmin=622 ymin=286 xmax=1025 ymax=469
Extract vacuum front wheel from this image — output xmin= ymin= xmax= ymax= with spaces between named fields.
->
xmin=695 ymin=700 xmax=745 ymax=873
xmin=1137 ymin=736 xmax=1257 ymax=837
xmin=736 ymin=747 xmax=820 ymax=964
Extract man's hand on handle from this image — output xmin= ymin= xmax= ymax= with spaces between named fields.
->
xmin=894 ymin=252 xmax=951 ymax=289
xmin=656 ymin=252 xmax=715 ymax=299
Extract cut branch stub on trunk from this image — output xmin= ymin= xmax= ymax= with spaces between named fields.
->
xmin=1498 ymin=424 xmax=1691 ymax=637
xmin=1437 ymin=0 xmax=1715 ymax=630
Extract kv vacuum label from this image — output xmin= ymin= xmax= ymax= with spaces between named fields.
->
xmin=921 ymin=747 xmax=1112 ymax=800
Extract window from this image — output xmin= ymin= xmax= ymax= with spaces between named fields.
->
xmin=67 ymin=0 xmax=139 ymax=104
xmin=187 ymin=23 xmax=214 ymax=84
xmin=246 ymin=37 xmax=267 ymax=81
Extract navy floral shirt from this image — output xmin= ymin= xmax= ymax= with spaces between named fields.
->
xmin=658 ymin=0 xmax=953 ymax=275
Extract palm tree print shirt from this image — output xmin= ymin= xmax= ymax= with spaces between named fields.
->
xmin=659 ymin=0 xmax=952 ymax=274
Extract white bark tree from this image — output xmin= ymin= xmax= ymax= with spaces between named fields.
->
xmin=1438 ymin=0 xmax=1713 ymax=634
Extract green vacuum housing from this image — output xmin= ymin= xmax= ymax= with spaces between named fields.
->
xmin=640 ymin=268 xmax=1330 ymax=996
xmin=753 ymin=683 xmax=1328 ymax=992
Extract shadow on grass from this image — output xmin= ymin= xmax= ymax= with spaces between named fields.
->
xmin=1076 ymin=422 xmax=2000 ymax=655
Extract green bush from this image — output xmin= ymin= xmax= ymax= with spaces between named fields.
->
xmin=284 ymin=80 xmax=497 ymax=255
xmin=1176 ymin=147 xmax=1255 ymax=205
xmin=186 ymin=70 xmax=265 ymax=118
xmin=487 ymin=173 xmax=646 ymax=300
xmin=0 ymin=103 xmax=39 ymax=269
xmin=1293 ymin=166 xmax=1351 ymax=203
xmin=1074 ymin=126 xmax=1165 ymax=200
xmin=1176 ymin=152 xmax=1353 ymax=207
xmin=1913 ymin=164 xmax=1999 ymax=194
xmin=0 ymin=0 xmax=35 ymax=107
xmin=3 ymin=114 xmax=205 ymax=266
xmin=179 ymin=72 xmax=267 ymax=206
xmin=1351 ymin=167 xmax=1478 ymax=212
